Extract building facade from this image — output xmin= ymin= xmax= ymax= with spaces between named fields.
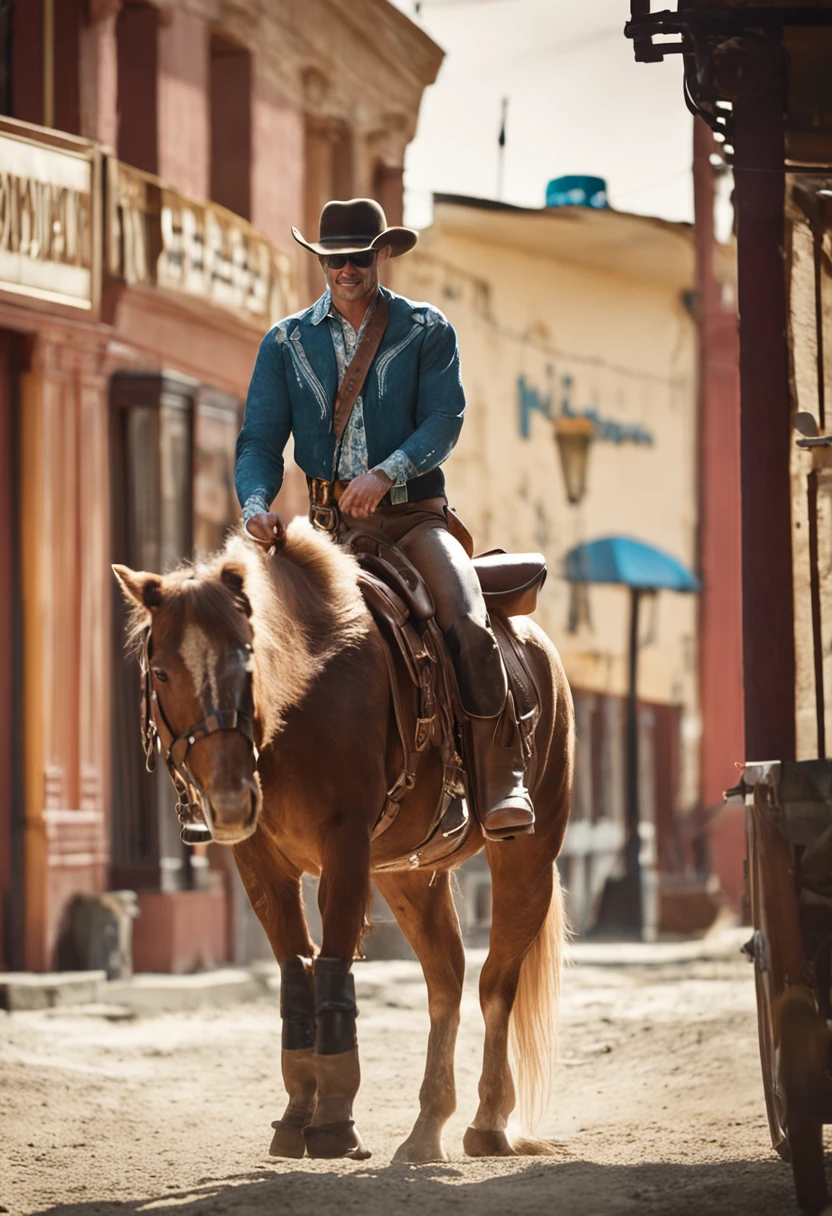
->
xmin=397 ymin=194 xmax=737 ymax=932
xmin=0 ymin=0 xmax=441 ymax=972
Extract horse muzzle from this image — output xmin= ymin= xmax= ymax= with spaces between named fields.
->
xmin=203 ymin=778 xmax=261 ymax=844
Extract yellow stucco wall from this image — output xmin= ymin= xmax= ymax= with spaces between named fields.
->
xmin=398 ymin=204 xmax=701 ymax=809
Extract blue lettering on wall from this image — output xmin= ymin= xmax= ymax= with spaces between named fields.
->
xmin=517 ymin=373 xmax=654 ymax=446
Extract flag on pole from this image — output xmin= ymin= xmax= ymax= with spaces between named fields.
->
xmin=497 ymin=97 xmax=509 ymax=200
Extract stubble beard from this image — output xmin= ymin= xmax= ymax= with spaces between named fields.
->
xmin=328 ymin=269 xmax=379 ymax=309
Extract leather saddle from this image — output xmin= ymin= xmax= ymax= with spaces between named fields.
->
xmin=342 ymin=527 xmax=546 ymax=873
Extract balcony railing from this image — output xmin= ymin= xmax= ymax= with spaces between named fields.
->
xmin=107 ymin=161 xmax=296 ymax=328
xmin=0 ymin=119 xmax=298 ymax=327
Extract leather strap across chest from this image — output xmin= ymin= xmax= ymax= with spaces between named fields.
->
xmin=332 ymin=295 xmax=389 ymax=442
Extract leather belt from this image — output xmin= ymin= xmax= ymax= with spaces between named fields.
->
xmin=307 ymin=476 xmax=409 ymax=533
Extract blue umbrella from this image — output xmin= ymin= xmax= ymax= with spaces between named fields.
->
xmin=563 ymin=536 xmax=698 ymax=937
xmin=563 ymin=535 xmax=699 ymax=593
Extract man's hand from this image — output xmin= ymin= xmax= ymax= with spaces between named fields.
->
xmin=244 ymin=512 xmax=287 ymax=549
xmin=338 ymin=469 xmax=393 ymax=520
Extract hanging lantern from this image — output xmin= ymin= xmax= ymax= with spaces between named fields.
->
xmin=554 ymin=415 xmax=595 ymax=506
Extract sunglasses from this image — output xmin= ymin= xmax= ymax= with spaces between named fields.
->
xmin=324 ymin=250 xmax=377 ymax=270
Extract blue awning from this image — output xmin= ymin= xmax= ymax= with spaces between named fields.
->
xmin=563 ymin=536 xmax=699 ymax=593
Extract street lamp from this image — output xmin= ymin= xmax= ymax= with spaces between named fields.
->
xmin=554 ymin=415 xmax=595 ymax=506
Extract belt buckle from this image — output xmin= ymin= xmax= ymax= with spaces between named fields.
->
xmin=389 ymin=483 xmax=408 ymax=506
xmin=309 ymin=502 xmax=339 ymax=533
xmin=307 ymin=477 xmax=340 ymax=533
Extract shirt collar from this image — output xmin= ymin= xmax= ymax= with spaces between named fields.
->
xmin=309 ymin=290 xmax=331 ymax=326
xmin=310 ymin=286 xmax=387 ymax=328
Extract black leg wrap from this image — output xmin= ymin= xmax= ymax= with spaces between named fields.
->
xmin=314 ymin=957 xmax=358 ymax=1056
xmin=279 ymin=957 xmax=316 ymax=1051
xmin=445 ymin=618 xmax=507 ymax=718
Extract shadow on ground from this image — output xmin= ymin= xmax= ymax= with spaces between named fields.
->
xmin=21 ymin=1155 xmax=797 ymax=1216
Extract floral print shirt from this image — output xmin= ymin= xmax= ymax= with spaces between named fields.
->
xmin=327 ymin=293 xmax=413 ymax=487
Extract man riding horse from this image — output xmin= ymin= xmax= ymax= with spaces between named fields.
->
xmin=236 ymin=197 xmax=533 ymax=841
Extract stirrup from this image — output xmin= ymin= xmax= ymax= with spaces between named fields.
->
xmin=481 ymin=798 xmax=535 ymax=843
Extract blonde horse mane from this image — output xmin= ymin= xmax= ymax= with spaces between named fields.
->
xmin=123 ymin=519 xmax=371 ymax=745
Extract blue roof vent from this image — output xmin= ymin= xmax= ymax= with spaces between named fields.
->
xmin=546 ymin=175 xmax=608 ymax=210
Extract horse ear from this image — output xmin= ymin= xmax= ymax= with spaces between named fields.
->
xmin=220 ymin=563 xmax=252 ymax=617
xmin=112 ymin=564 xmax=163 ymax=611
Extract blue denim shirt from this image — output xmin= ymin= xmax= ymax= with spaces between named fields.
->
xmin=235 ymin=285 xmax=466 ymax=517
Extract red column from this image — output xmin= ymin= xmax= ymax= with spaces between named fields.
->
xmin=693 ymin=118 xmax=745 ymax=908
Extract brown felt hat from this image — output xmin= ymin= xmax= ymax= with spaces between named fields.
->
xmin=292 ymin=198 xmax=418 ymax=259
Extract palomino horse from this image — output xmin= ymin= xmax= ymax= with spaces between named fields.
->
xmin=114 ymin=519 xmax=573 ymax=1162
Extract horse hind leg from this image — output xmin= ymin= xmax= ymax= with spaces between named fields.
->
xmin=465 ymin=847 xmax=564 ymax=1158
xmin=375 ymin=870 xmax=465 ymax=1163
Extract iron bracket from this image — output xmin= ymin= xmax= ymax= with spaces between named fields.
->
xmin=625 ymin=4 xmax=832 ymax=156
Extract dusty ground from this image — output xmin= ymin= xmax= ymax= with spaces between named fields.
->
xmin=0 ymin=927 xmax=808 ymax=1216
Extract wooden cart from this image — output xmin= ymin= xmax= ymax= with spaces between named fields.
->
xmin=732 ymin=760 xmax=832 ymax=1215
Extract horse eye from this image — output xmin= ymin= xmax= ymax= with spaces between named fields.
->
xmin=152 ymin=668 xmax=168 ymax=683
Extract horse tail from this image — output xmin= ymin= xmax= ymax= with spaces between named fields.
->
xmin=509 ymin=861 xmax=567 ymax=1136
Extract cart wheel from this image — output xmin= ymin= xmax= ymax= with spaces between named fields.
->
xmin=780 ymin=986 xmax=831 ymax=1215
xmin=752 ymin=960 xmax=790 ymax=1160
xmin=746 ymin=793 xmax=805 ymax=1161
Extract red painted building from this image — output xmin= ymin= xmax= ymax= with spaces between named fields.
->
xmin=0 ymin=0 xmax=441 ymax=972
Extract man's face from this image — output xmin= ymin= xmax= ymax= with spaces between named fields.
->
xmin=320 ymin=246 xmax=391 ymax=308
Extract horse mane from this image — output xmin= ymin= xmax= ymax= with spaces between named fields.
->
xmin=124 ymin=519 xmax=371 ymax=744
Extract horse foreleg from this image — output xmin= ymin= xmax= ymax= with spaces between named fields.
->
xmin=375 ymin=870 xmax=465 ymax=1164
xmin=303 ymin=821 xmax=372 ymax=1161
xmin=232 ymin=837 xmax=317 ymax=1158
xmin=465 ymin=844 xmax=558 ymax=1157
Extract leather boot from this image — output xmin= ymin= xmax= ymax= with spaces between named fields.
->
xmin=466 ymin=706 xmax=535 ymax=841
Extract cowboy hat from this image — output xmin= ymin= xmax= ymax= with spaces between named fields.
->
xmin=291 ymin=198 xmax=418 ymax=258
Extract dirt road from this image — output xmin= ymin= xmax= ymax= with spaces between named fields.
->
xmin=0 ymin=928 xmax=804 ymax=1215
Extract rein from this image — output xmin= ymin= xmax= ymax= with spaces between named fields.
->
xmin=139 ymin=628 xmax=258 ymax=843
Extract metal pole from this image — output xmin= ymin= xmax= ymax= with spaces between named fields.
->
xmin=808 ymin=470 xmax=826 ymax=757
xmin=624 ymin=586 xmax=643 ymax=933
xmin=733 ymin=80 xmax=796 ymax=761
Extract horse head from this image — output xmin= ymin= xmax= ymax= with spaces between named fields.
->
xmin=113 ymin=559 xmax=263 ymax=846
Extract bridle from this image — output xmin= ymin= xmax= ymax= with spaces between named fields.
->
xmin=139 ymin=627 xmax=258 ymax=844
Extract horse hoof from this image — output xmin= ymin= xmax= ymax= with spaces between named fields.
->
xmin=269 ymin=1120 xmax=306 ymax=1159
xmin=303 ymin=1120 xmax=371 ymax=1161
xmin=392 ymin=1136 xmax=448 ymax=1164
xmin=463 ymin=1126 xmax=517 ymax=1157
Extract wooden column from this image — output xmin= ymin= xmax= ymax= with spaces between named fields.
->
xmin=19 ymin=346 xmax=48 ymax=970
xmin=733 ymin=86 xmax=796 ymax=761
xmin=20 ymin=333 xmax=110 ymax=969
xmin=0 ymin=332 xmax=18 ymax=969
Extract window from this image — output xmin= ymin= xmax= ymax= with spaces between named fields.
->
xmin=209 ymin=33 xmax=252 ymax=219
